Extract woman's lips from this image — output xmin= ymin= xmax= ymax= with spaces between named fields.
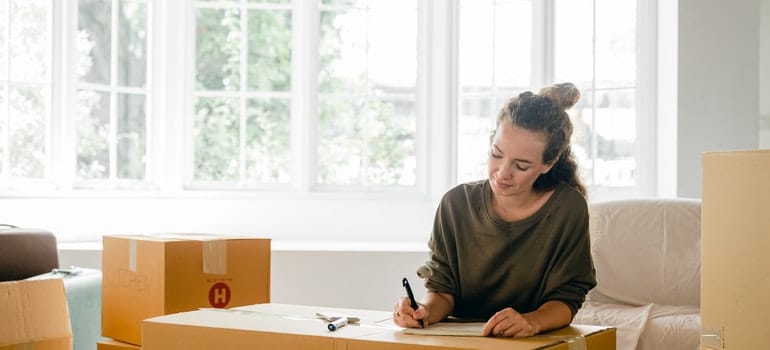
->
xmin=494 ymin=179 xmax=513 ymax=189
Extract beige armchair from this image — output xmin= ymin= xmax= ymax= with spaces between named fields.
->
xmin=574 ymin=198 xmax=701 ymax=350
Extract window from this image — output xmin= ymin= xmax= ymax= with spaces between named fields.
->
xmin=456 ymin=0 xmax=532 ymax=183
xmin=456 ymin=0 xmax=648 ymax=199
xmin=189 ymin=0 xmax=419 ymax=190
xmin=192 ymin=0 xmax=292 ymax=186
xmin=316 ymin=0 xmax=418 ymax=189
xmin=554 ymin=0 xmax=639 ymax=198
xmin=76 ymin=0 xmax=150 ymax=185
xmin=0 ymin=0 xmax=52 ymax=185
xmin=0 ymin=0 xmax=653 ymax=243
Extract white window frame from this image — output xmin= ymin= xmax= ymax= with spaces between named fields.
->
xmin=0 ymin=0 xmax=656 ymax=243
xmin=454 ymin=0 xmax=657 ymax=200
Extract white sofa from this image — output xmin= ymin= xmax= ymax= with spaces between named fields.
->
xmin=574 ymin=198 xmax=701 ymax=350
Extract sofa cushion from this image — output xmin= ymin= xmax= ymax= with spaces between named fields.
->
xmin=574 ymin=301 xmax=653 ymax=350
xmin=0 ymin=227 xmax=59 ymax=282
xmin=637 ymin=304 xmax=700 ymax=350
xmin=587 ymin=199 xmax=701 ymax=307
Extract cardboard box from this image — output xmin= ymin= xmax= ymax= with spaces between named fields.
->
xmin=97 ymin=339 xmax=141 ymax=350
xmin=0 ymin=278 xmax=72 ymax=350
xmin=28 ymin=267 xmax=102 ymax=350
xmin=701 ymin=150 xmax=770 ymax=349
xmin=142 ymin=303 xmax=615 ymax=350
xmin=102 ymin=234 xmax=270 ymax=345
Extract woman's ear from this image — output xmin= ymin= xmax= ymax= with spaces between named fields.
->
xmin=541 ymin=161 xmax=555 ymax=174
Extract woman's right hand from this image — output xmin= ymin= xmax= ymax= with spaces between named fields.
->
xmin=393 ymin=296 xmax=428 ymax=328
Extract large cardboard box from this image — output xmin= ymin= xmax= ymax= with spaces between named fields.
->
xmin=0 ymin=278 xmax=72 ymax=350
xmin=142 ymin=303 xmax=615 ymax=350
xmin=102 ymin=234 xmax=270 ymax=345
xmin=701 ymin=150 xmax=770 ymax=349
xmin=97 ymin=339 xmax=141 ymax=350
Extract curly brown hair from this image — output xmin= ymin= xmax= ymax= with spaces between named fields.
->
xmin=494 ymin=82 xmax=586 ymax=196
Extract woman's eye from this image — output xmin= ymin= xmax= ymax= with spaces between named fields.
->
xmin=490 ymin=151 xmax=503 ymax=159
xmin=516 ymin=164 xmax=530 ymax=171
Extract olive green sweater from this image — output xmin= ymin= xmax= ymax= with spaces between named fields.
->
xmin=422 ymin=180 xmax=596 ymax=319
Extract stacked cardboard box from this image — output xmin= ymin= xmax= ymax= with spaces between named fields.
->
xmin=701 ymin=150 xmax=770 ymax=349
xmin=100 ymin=234 xmax=271 ymax=347
xmin=0 ymin=278 xmax=72 ymax=349
xmin=142 ymin=303 xmax=616 ymax=350
xmin=96 ymin=339 xmax=141 ymax=350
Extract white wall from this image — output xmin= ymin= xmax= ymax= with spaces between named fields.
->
xmin=674 ymin=0 xmax=760 ymax=198
xmin=0 ymin=195 xmax=438 ymax=244
xmin=58 ymin=244 xmax=429 ymax=311
xmin=656 ymin=0 xmax=678 ymax=198
xmin=761 ymin=0 xmax=770 ymax=148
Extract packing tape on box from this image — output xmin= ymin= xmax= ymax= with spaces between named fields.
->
xmin=202 ymin=239 xmax=227 ymax=275
xmin=536 ymin=334 xmax=586 ymax=350
xmin=126 ymin=234 xmax=230 ymax=275
xmin=701 ymin=326 xmax=725 ymax=350
xmin=129 ymin=239 xmax=137 ymax=272
xmin=563 ymin=335 xmax=586 ymax=350
xmin=142 ymin=233 xmax=229 ymax=274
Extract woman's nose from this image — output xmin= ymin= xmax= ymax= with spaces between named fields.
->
xmin=497 ymin=165 xmax=513 ymax=179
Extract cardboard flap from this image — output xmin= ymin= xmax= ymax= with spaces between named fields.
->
xmin=0 ymin=278 xmax=72 ymax=346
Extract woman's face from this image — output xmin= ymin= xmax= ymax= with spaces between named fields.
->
xmin=487 ymin=122 xmax=554 ymax=197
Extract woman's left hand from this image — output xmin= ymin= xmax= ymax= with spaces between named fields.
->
xmin=481 ymin=307 xmax=540 ymax=337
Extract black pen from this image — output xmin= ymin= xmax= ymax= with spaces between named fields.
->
xmin=402 ymin=277 xmax=424 ymax=328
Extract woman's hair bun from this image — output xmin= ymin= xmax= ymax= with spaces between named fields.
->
xmin=538 ymin=82 xmax=580 ymax=110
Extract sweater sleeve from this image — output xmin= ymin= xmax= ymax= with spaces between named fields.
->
xmin=541 ymin=198 xmax=597 ymax=317
xmin=422 ymin=196 xmax=458 ymax=296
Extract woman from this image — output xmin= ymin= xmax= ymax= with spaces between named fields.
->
xmin=393 ymin=83 xmax=596 ymax=338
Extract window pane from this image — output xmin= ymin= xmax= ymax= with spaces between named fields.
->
xmin=595 ymin=0 xmax=636 ymax=88
xmin=196 ymin=8 xmax=241 ymax=91
xmin=493 ymin=1 xmax=531 ymax=88
xmin=318 ymin=97 xmax=364 ymax=185
xmin=593 ymin=89 xmax=636 ymax=187
xmin=0 ymin=4 xmax=7 ymax=80
xmin=9 ymin=0 xmax=49 ymax=82
xmin=459 ymin=1 xmax=494 ymax=89
xmin=194 ymin=97 xmax=239 ymax=181
xmin=0 ymin=89 xmax=5 ymax=174
xmin=457 ymin=96 xmax=496 ymax=183
xmin=118 ymin=0 xmax=148 ymax=88
xmin=571 ymin=89 xmax=637 ymax=188
xmin=245 ymin=98 xmax=290 ymax=184
xmin=78 ymin=0 xmax=112 ymax=84
xmin=368 ymin=9 xmax=416 ymax=90
xmin=554 ymin=0 xmax=593 ymax=89
xmin=247 ymin=9 xmax=291 ymax=91
xmin=367 ymin=97 xmax=416 ymax=186
xmin=569 ymin=93 xmax=594 ymax=186
xmin=368 ymin=0 xmax=417 ymax=9
xmin=8 ymin=85 xmax=47 ymax=178
xmin=76 ymin=90 xmax=110 ymax=179
xmin=319 ymin=9 xmax=366 ymax=94
xmin=117 ymin=93 xmax=146 ymax=179
xmin=250 ymin=0 xmax=291 ymax=3
xmin=321 ymin=0 xmax=357 ymax=6
xmin=318 ymin=3 xmax=418 ymax=187
xmin=458 ymin=0 xmax=532 ymax=185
